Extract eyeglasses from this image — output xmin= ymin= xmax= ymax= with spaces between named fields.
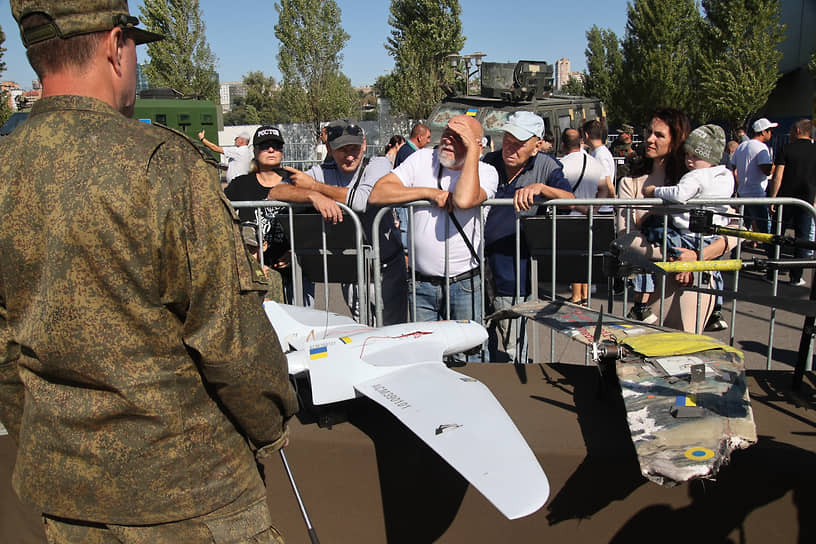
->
xmin=256 ymin=142 xmax=283 ymax=152
xmin=326 ymin=124 xmax=363 ymax=142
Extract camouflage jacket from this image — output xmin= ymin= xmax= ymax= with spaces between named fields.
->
xmin=0 ymin=96 xmax=298 ymax=524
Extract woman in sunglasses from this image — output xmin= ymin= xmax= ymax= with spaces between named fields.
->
xmin=224 ymin=125 xmax=296 ymax=300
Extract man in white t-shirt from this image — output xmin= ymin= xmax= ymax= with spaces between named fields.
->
xmin=370 ymin=115 xmax=498 ymax=328
xmin=561 ymin=128 xmax=610 ymax=304
xmin=582 ymin=120 xmax=617 ymax=213
xmin=198 ymin=130 xmax=253 ymax=182
xmin=731 ymin=117 xmax=776 ymax=238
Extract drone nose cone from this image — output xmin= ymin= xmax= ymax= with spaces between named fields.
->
xmin=440 ymin=320 xmax=488 ymax=355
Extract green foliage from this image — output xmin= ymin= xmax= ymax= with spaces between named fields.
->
xmin=384 ymin=0 xmax=464 ymax=119
xmin=591 ymin=0 xmax=786 ymax=128
xmin=583 ymin=25 xmax=622 ymax=121
xmin=697 ymin=0 xmax=786 ymax=128
xmin=274 ymin=0 xmax=356 ymax=137
xmin=561 ymin=76 xmax=585 ymax=97
xmin=139 ymin=0 xmax=220 ymax=102
xmin=243 ymin=71 xmax=280 ymax=124
xmin=810 ymin=50 xmax=816 ymax=77
xmin=223 ymin=104 xmax=260 ymax=126
xmin=0 ymin=24 xmax=10 ymax=128
xmin=619 ymin=0 xmax=702 ymax=122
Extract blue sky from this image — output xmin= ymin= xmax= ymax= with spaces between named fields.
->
xmin=1 ymin=1 xmax=630 ymax=90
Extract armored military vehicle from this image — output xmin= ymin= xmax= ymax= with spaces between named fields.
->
xmin=427 ymin=60 xmax=605 ymax=153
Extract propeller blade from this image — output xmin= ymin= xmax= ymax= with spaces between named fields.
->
xmin=593 ymin=305 xmax=604 ymax=344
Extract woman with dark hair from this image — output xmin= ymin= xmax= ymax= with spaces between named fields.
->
xmin=384 ymin=134 xmax=405 ymax=165
xmin=615 ymin=108 xmax=735 ymax=332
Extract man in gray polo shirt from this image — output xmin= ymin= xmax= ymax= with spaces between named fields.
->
xmin=269 ymin=119 xmax=407 ymax=325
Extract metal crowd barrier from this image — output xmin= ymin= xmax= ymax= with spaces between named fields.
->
xmin=233 ymin=196 xmax=816 ymax=372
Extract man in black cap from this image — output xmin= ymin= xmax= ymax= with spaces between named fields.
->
xmin=269 ymin=119 xmax=408 ymax=325
xmin=0 ymin=2 xmax=297 ymax=542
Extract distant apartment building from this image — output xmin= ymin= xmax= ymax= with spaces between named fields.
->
xmin=219 ymin=81 xmax=248 ymax=113
xmin=555 ymin=58 xmax=570 ymax=90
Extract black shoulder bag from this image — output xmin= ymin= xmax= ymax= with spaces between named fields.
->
xmin=437 ymin=164 xmax=496 ymax=301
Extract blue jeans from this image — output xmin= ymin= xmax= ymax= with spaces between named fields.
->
xmin=410 ymin=275 xmax=483 ymax=362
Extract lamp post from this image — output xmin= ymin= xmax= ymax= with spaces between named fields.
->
xmin=446 ymin=52 xmax=486 ymax=96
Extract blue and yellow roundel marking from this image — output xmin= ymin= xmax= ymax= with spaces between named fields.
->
xmin=684 ymin=447 xmax=715 ymax=461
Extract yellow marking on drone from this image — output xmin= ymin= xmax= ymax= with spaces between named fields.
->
xmin=309 ymin=347 xmax=328 ymax=360
xmin=339 ymin=336 xmax=352 ymax=344
xmin=684 ymin=447 xmax=715 ymax=461
xmin=655 ymin=259 xmax=744 ymax=273
xmin=715 ymin=227 xmax=774 ymax=243
xmin=676 ymin=394 xmax=697 ymax=407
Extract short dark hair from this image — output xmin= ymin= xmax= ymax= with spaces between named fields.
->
xmin=542 ymin=130 xmax=554 ymax=144
xmin=582 ymin=119 xmax=606 ymax=141
xmin=561 ymin=128 xmax=582 ymax=151
xmin=22 ymin=13 xmax=107 ymax=78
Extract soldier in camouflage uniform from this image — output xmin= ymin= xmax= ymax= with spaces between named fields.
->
xmin=0 ymin=2 xmax=298 ymax=543
xmin=610 ymin=123 xmax=637 ymax=180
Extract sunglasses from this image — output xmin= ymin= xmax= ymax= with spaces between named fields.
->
xmin=326 ymin=124 xmax=363 ymax=141
xmin=256 ymin=142 xmax=283 ymax=152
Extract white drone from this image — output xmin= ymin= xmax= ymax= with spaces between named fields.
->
xmin=263 ymin=301 xmax=549 ymax=520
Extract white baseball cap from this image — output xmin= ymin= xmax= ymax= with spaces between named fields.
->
xmin=502 ymin=111 xmax=545 ymax=141
xmin=752 ymin=118 xmax=778 ymax=132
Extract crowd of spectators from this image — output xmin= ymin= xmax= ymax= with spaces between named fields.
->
xmin=223 ymin=109 xmax=810 ymax=357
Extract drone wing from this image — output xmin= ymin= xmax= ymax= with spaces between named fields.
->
xmin=263 ymin=301 xmax=371 ymax=352
xmin=355 ymin=363 xmax=550 ymax=520
xmin=490 ymin=299 xmax=669 ymax=346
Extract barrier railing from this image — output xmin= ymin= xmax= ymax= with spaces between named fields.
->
xmin=234 ymin=196 xmax=816 ymax=371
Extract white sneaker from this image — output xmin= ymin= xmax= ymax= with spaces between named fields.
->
xmin=791 ymin=278 xmax=807 ymax=287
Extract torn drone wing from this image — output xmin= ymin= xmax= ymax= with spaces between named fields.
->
xmin=355 ymin=364 xmax=550 ymax=520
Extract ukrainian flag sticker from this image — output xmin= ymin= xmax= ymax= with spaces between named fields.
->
xmin=309 ymin=346 xmax=328 ymax=360
xmin=675 ymin=394 xmax=697 ymax=407
xmin=466 ymin=108 xmax=478 ymax=116
xmin=684 ymin=447 xmax=715 ymax=461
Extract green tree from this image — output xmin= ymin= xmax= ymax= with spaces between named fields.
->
xmin=618 ymin=0 xmax=702 ymax=123
xmin=0 ymin=27 xmax=12 ymax=125
xmin=385 ymin=0 xmax=464 ymax=119
xmin=139 ymin=0 xmax=220 ymax=101
xmin=696 ymin=0 xmax=786 ymax=128
xmin=243 ymin=71 xmax=279 ymax=123
xmin=561 ymin=76 xmax=585 ymax=97
xmin=274 ymin=0 xmax=355 ymax=137
xmin=0 ymin=25 xmax=11 ymax=128
xmin=583 ymin=25 xmax=622 ymax=122
xmin=223 ymin=104 xmax=260 ymax=126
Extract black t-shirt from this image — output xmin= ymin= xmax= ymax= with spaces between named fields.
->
xmin=223 ymin=173 xmax=290 ymax=258
xmin=775 ymin=139 xmax=816 ymax=203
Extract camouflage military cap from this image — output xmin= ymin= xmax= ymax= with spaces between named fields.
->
xmin=11 ymin=0 xmax=164 ymax=47
xmin=620 ymin=123 xmax=634 ymax=133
